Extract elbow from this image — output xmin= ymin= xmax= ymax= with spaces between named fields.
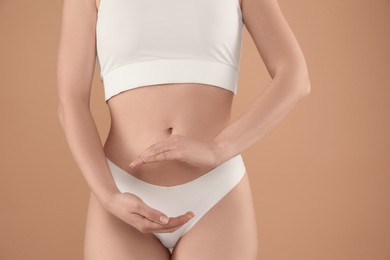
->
xmin=289 ymin=62 xmax=311 ymax=98
xmin=288 ymin=65 xmax=312 ymax=99
xmin=57 ymin=99 xmax=69 ymax=129
xmin=57 ymin=102 xmax=65 ymax=127
xmin=273 ymin=61 xmax=311 ymax=99
xmin=56 ymin=94 xmax=89 ymax=127
xmin=300 ymin=72 xmax=311 ymax=98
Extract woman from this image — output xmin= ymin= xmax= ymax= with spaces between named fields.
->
xmin=57 ymin=0 xmax=311 ymax=258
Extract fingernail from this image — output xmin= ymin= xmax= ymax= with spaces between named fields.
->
xmin=160 ymin=215 xmax=169 ymax=224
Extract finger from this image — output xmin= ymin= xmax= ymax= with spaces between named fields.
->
xmin=130 ymin=145 xmax=182 ymax=168
xmin=164 ymin=211 xmax=195 ymax=227
xmin=136 ymin=201 xmax=171 ymax=225
xmin=144 ymin=219 xmax=190 ymax=233
xmin=143 ymin=141 xmax=175 ymax=157
xmin=143 ymin=150 xmax=185 ymax=165
xmin=140 ymin=211 xmax=195 ymax=233
xmin=129 ymin=142 xmax=174 ymax=168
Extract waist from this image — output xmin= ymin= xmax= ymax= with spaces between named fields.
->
xmin=103 ymin=82 xmax=234 ymax=186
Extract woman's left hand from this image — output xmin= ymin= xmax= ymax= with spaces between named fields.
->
xmin=128 ymin=133 xmax=223 ymax=171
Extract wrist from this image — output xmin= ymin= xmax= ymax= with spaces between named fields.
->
xmin=94 ymin=186 xmax=120 ymax=210
xmin=211 ymin=138 xmax=234 ymax=166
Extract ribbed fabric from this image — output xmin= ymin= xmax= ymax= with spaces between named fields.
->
xmin=96 ymin=0 xmax=244 ymax=101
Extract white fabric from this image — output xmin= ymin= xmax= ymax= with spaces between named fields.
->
xmin=96 ymin=0 xmax=244 ymax=101
xmin=107 ymin=154 xmax=246 ymax=249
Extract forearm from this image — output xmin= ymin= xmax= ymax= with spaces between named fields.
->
xmin=57 ymin=100 xmax=119 ymax=205
xmin=212 ymin=70 xmax=311 ymax=163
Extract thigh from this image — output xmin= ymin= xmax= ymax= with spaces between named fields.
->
xmin=83 ymin=192 xmax=171 ymax=260
xmin=171 ymin=172 xmax=258 ymax=260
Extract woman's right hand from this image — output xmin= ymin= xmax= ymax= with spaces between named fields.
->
xmin=104 ymin=191 xmax=195 ymax=234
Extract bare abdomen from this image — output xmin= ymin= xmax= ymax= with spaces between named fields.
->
xmin=103 ymin=82 xmax=234 ymax=186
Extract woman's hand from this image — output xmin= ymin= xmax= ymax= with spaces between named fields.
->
xmin=128 ymin=133 xmax=222 ymax=170
xmin=105 ymin=192 xmax=195 ymax=233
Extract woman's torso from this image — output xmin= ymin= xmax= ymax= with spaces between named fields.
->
xmin=96 ymin=0 xmax=242 ymax=186
xmin=103 ymin=83 xmax=234 ymax=186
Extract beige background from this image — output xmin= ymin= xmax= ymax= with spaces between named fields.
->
xmin=1 ymin=0 xmax=389 ymax=259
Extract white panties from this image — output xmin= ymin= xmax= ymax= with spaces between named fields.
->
xmin=106 ymin=154 xmax=246 ymax=249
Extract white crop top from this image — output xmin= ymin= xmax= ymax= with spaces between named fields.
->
xmin=96 ymin=0 xmax=244 ymax=101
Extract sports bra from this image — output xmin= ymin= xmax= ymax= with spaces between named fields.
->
xmin=96 ymin=0 xmax=244 ymax=101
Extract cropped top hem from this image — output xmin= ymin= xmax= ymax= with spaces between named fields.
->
xmin=102 ymin=59 xmax=239 ymax=101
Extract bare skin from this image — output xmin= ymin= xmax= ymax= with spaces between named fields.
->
xmin=57 ymin=0 xmax=310 ymax=258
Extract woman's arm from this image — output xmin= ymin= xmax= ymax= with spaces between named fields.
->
xmin=56 ymin=0 xmax=194 ymax=231
xmin=211 ymin=0 xmax=312 ymax=164
xmin=57 ymin=0 xmax=118 ymax=205
xmin=127 ymin=0 xmax=311 ymax=170
xmin=124 ymin=0 xmax=311 ymax=171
